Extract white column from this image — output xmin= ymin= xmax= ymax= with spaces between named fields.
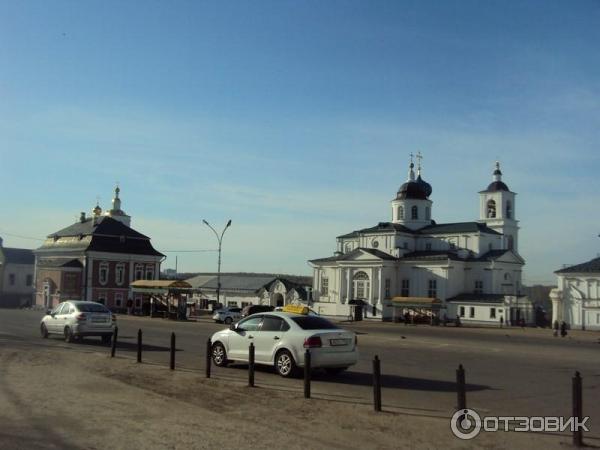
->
xmin=369 ymin=268 xmax=374 ymax=305
xmin=338 ymin=268 xmax=343 ymax=303
xmin=378 ymin=267 xmax=383 ymax=304
xmin=346 ymin=268 xmax=351 ymax=303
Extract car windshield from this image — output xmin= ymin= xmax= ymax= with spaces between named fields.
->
xmin=291 ymin=316 xmax=339 ymax=330
xmin=76 ymin=303 xmax=110 ymax=313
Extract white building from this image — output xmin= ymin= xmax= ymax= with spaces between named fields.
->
xmin=550 ymin=257 xmax=600 ymax=330
xmin=309 ymin=157 xmax=532 ymax=325
xmin=0 ymin=237 xmax=35 ymax=308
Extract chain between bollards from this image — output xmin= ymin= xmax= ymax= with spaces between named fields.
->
xmin=573 ymin=371 xmax=583 ymax=447
xmin=248 ymin=343 xmax=255 ymax=387
xmin=170 ymin=332 xmax=176 ymax=370
xmin=373 ymin=355 xmax=382 ymax=412
xmin=110 ymin=326 xmax=118 ymax=358
xmin=205 ymin=338 xmax=212 ymax=378
xmin=137 ymin=329 xmax=142 ymax=363
xmin=304 ymin=349 xmax=311 ymax=399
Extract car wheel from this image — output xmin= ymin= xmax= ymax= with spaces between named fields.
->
xmin=224 ymin=317 xmax=233 ymax=325
xmin=64 ymin=327 xmax=74 ymax=343
xmin=40 ymin=323 xmax=48 ymax=339
xmin=275 ymin=349 xmax=297 ymax=378
xmin=212 ymin=342 xmax=228 ymax=367
xmin=101 ymin=335 xmax=112 ymax=345
xmin=325 ymin=367 xmax=348 ymax=376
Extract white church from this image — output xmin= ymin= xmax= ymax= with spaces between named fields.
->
xmin=309 ymin=156 xmax=533 ymax=325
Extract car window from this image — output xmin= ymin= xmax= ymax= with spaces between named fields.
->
xmin=238 ymin=316 xmax=263 ymax=331
xmin=68 ymin=305 xmax=76 ymax=314
xmin=229 ymin=308 xmax=241 ymax=313
xmin=76 ymin=303 xmax=110 ymax=313
xmin=261 ymin=316 xmax=285 ymax=332
xmin=58 ymin=303 xmax=70 ymax=315
xmin=291 ymin=316 xmax=339 ymax=330
xmin=53 ymin=304 xmax=65 ymax=315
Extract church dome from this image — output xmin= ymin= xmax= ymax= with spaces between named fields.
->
xmin=486 ymin=180 xmax=509 ymax=192
xmin=416 ymin=174 xmax=432 ymax=197
xmin=397 ymin=180 xmax=429 ymax=200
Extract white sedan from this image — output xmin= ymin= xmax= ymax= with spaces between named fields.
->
xmin=210 ymin=311 xmax=358 ymax=377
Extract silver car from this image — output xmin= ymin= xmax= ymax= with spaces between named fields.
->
xmin=40 ymin=301 xmax=116 ymax=343
xmin=212 ymin=307 xmax=242 ymax=324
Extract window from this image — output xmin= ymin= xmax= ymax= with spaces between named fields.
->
xmin=321 ymin=277 xmax=329 ymax=296
xmin=507 ymin=235 xmax=514 ymax=250
xmin=398 ymin=206 xmax=404 ymax=220
xmin=26 ymin=274 xmax=33 ymax=287
xmin=353 ymin=271 xmax=370 ymax=299
xmin=115 ymin=292 xmax=123 ymax=307
xmin=506 ymin=201 xmax=512 ymax=219
xmin=97 ymin=293 xmax=106 ymax=305
xmin=385 ymin=279 xmax=391 ymax=298
xmin=372 ymin=240 xmax=379 ymax=248
xmin=411 ymin=205 xmax=418 ymax=220
xmin=99 ymin=262 xmax=109 ymax=285
xmin=428 ymin=279 xmax=437 ymax=298
xmin=490 ymin=307 xmax=496 ymax=319
xmin=145 ymin=266 xmax=154 ymax=280
xmin=115 ymin=263 xmax=125 ymax=285
xmin=9 ymin=273 xmax=15 ymax=285
xmin=487 ymin=200 xmax=496 ymax=218
xmin=401 ymin=279 xmax=410 ymax=297
xmin=403 ymin=242 xmax=409 ymax=249
xmin=469 ymin=307 xmax=475 ymax=318
xmin=135 ymin=296 xmax=142 ymax=308
xmin=425 ymin=242 xmax=432 ymax=251
xmin=241 ymin=302 xmax=250 ymax=308
xmin=474 ymin=281 xmax=483 ymax=294
xmin=239 ymin=316 xmax=263 ymax=331
xmin=345 ymin=244 xmax=352 ymax=253
xmin=459 ymin=306 xmax=465 ymax=317
xmin=261 ymin=316 xmax=286 ymax=332
xmin=425 ymin=206 xmax=430 ymax=220
xmin=292 ymin=316 xmax=337 ymax=330
xmin=135 ymin=264 xmax=144 ymax=281
xmin=227 ymin=301 xmax=238 ymax=307
xmin=449 ymin=241 xmax=456 ymax=250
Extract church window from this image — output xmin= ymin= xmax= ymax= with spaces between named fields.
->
xmin=321 ymin=277 xmax=329 ymax=296
xmin=372 ymin=240 xmax=379 ymax=248
xmin=97 ymin=293 xmax=106 ymax=305
xmin=428 ymin=279 xmax=437 ymax=298
xmin=504 ymin=273 xmax=511 ymax=281
xmin=145 ymin=266 xmax=154 ymax=280
xmin=474 ymin=281 xmax=483 ymax=294
xmin=490 ymin=307 xmax=496 ymax=319
xmin=487 ymin=200 xmax=496 ymax=218
xmin=353 ymin=271 xmax=370 ymax=300
xmin=26 ymin=274 xmax=33 ymax=286
xmin=345 ymin=244 xmax=352 ymax=253
xmin=507 ymin=235 xmax=514 ymax=250
xmin=398 ymin=206 xmax=404 ymax=220
xmin=411 ymin=206 xmax=418 ymax=220
xmin=425 ymin=207 xmax=430 ymax=220
xmin=99 ymin=262 xmax=109 ymax=286
xmin=385 ymin=279 xmax=391 ymax=298
xmin=425 ymin=242 xmax=432 ymax=251
xmin=115 ymin=292 xmax=123 ymax=308
xmin=401 ymin=279 xmax=410 ymax=297
xmin=469 ymin=307 xmax=475 ymax=318
xmin=459 ymin=306 xmax=465 ymax=317
xmin=115 ymin=263 xmax=125 ymax=285
xmin=506 ymin=201 xmax=512 ymax=219
xmin=135 ymin=264 xmax=144 ymax=281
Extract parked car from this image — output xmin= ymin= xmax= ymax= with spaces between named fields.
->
xmin=210 ymin=311 xmax=358 ymax=377
xmin=212 ymin=307 xmax=242 ymax=324
xmin=40 ymin=301 xmax=116 ymax=343
xmin=241 ymin=304 xmax=274 ymax=317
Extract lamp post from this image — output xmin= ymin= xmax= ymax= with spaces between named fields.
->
xmin=202 ymin=219 xmax=232 ymax=307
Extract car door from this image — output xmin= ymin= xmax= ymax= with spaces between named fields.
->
xmin=47 ymin=303 xmax=66 ymax=333
xmin=253 ymin=315 xmax=288 ymax=364
xmin=56 ymin=302 xmax=72 ymax=333
xmin=227 ymin=315 xmax=263 ymax=361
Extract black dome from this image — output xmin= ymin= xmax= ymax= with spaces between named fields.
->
xmin=416 ymin=175 xmax=432 ymax=197
xmin=397 ymin=181 xmax=429 ymax=200
xmin=486 ymin=181 xmax=509 ymax=192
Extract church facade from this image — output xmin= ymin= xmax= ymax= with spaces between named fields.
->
xmin=309 ymin=157 xmax=532 ymax=324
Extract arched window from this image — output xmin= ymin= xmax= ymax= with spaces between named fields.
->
xmin=487 ymin=200 xmax=496 ymax=218
xmin=507 ymin=235 xmax=514 ymax=250
xmin=506 ymin=200 xmax=512 ymax=219
xmin=411 ymin=205 xmax=418 ymax=220
xmin=352 ymin=271 xmax=370 ymax=300
xmin=99 ymin=261 xmax=109 ymax=286
xmin=115 ymin=263 xmax=125 ymax=285
xmin=425 ymin=206 xmax=430 ymax=220
xmin=398 ymin=206 xmax=404 ymax=220
xmin=345 ymin=243 xmax=352 ymax=253
xmin=135 ymin=264 xmax=144 ymax=281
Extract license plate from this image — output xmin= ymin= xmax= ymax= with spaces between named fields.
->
xmin=330 ymin=339 xmax=348 ymax=346
xmin=92 ymin=318 xmax=107 ymax=323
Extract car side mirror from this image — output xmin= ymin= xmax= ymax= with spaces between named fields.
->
xmin=230 ymin=323 xmax=243 ymax=332
xmin=46 ymin=309 xmax=52 ymax=315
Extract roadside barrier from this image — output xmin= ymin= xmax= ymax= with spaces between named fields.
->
xmin=170 ymin=332 xmax=176 ymax=370
xmin=110 ymin=327 xmax=118 ymax=358
xmin=573 ymin=371 xmax=583 ymax=447
xmin=373 ymin=355 xmax=382 ymax=412
xmin=304 ymin=349 xmax=311 ymax=399
xmin=205 ymin=338 xmax=211 ymax=378
xmin=456 ymin=364 xmax=466 ymax=412
xmin=248 ymin=343 xmax=255 ymax=387
xmin=137 ymin=329 xmax=142 ymax=363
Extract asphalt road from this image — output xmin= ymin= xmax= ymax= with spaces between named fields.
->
xmin=1 ymin=309 xmax=599 ymax=438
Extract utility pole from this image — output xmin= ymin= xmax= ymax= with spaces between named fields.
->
xmin=202 ymin=219 xmax=232 ymax=306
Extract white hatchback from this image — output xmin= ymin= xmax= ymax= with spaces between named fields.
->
xmin=210 ymin=311 xmax=358 ymax=377
xmin=40 ymin=301 xmax=116 ymax=343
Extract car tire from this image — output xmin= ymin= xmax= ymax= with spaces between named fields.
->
xmin=40 ymin=323 xmax=48 ymax=339
xmin=64 ymin=327 xmax=74 ymax=343
xmin=275 ymin=349 xmax=297 ymax=378
xmin=101 ymin=335 xmax=112 ymax=345
xmin=325 ymin=367 xmax=348 ymax=376
xmin=224 ymin=317 xmax=233 ymax=325
xmin=212 ymin=342 xmax=228 ymax=367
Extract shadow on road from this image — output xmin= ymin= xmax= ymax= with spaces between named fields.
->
xmin=74 ymin=339 xmax=176 ymax=353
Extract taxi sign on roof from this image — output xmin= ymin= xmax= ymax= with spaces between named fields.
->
xmin=281 ymin=305 xmax=309 ymax=315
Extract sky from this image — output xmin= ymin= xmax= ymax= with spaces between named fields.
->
xmin=0 ymin=0 xmax=599 ymax=284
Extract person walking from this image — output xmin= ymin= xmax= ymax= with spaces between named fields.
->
xmin=500 ymin=316 xmax=504 ymax=328
xmin=560 ymin=321 xmax=568 ymax=338
xmin=126 ymin=298 xmax=133 ymax=315
xmin=553 ymin=320 xmax=559 ymax=337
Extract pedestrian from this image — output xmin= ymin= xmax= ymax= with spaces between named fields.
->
xmin=126 ymin=298 xmax=133 ymax=315
xmin=560 ymin=321 xmax=568 ymax=338
xmin=404 ymin=311 xmax=410 ymax=326
xmin=455 ymin=316 xmax=461 ymax=327
xmin=500 ymin=316 xmax=504 ymax=328
xmin=553 ymin=320 xmax=559 ymax=337
xmin=443 ymin=313 xmax=448 ymax=327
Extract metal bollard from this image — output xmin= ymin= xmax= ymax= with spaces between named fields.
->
xmin=573 ymin=371 xmax=583 ymax=447
xmin=205 ymin=338 xmax=212 ymax=379
xmin=304 ymin=349 xmax=311 ymax=399
xmin=170 ymin=332 xmax=176 ymax=370
xmin=110 ymin=327 xmax=118 ymax=358
xmin=137 ymin=329 xmax=142 ymax=363
xmin=456 ymin=364 xmax=466 ymax=411
xmin=373 ymin=355 xmax=382 ymax=412
xmin=248 ymin=343 xmax=255 ymax=387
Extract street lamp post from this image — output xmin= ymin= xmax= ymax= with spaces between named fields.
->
xmin=202 ymin=219 xmax=232 ymax=307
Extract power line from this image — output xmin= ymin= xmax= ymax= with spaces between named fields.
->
xmin=161 ymin=250 xmax=217 ymax=253
xmin=0 ymin=230 xmax=45 ymax=242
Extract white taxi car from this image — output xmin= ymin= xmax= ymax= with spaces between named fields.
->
xmin=210 ymin=305 xmax=358 ymax=377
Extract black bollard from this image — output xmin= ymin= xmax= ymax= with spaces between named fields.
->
xmin=110 ymin=327 xmax=118 ymax=358
xmin=573 ymin=371 xmax=583 ymax=447
xmin=205 ymin=338 xmax=212 ymax=379
xmin=456 ymin=364 xmax=466 ymax=411
xmin=137 ymin=329 xmax=142 ymax=363
xmin=170 ymin=332 xmax=176 ymax=370
xmin=248 ymin=343 xmax=255 ymax=387
xmin=304 ymin=349 xmax=311 ymax=399
xmin=373 ymin=355 xmax=382 ymax=412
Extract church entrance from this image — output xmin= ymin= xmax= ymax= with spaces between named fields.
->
xmin=274 ymin=293 xmax=284 ymax=307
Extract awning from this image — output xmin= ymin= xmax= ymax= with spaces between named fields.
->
xmin=391 ymin=297 xmax=442 ymax=309
xmin=130 ymin=280 xmax=194 ymax=294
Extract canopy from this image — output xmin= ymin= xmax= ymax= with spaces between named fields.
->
xmin=130 ymin=280 xmax=193 ymax=294
xmin=391 ymin=296 xmax=442 ymax=309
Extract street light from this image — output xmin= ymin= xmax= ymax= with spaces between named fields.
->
xmin=202 ymin=219 xmax=232 ymax=307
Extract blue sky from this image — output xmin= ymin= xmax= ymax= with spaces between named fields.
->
xmin=1 ymin=0 xmax=599 ymax=284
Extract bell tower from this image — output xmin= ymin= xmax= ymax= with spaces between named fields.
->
xmin=391 ymin=152 xmax=433 ymax=230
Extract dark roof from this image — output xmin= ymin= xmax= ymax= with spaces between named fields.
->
xmin=446 ymin=293 xmax=526 ymax=304
xmin=481 ymin=181 xmax=510 ymax=192
xmin=49 ymin=216 xmax=149 ymax=239
xmin=555 ymin=257 xmax=600 ymax=274
xmin=396 ymin=180 xmax=429 ymax=200
xmin=418 ymin=222 xmax=501 ymax=235
xmin=475 ymin=249 xmax=511 ymax=261
xmin=401 ymin=251 xmax=461 ymax=261
xmin=2 ymin=247 xmax=35 ymax=265
xmin=337 ymin=222 xmax=416 ymax=239
xmin=37 ymin=258 xmax=83 ymax=268
xmin=86 ymin=236 xmax=164 ymax=256
xmin=310 ymin=247 xmax=397 ymax=264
